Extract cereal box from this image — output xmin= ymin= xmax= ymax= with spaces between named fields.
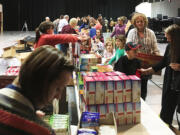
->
xmin=111 ymin=76 xmax=123 ymax=104
xmin=119 ymin=75 xmax=132 ymax=103
xmin=84 ymin=76 xmax=96 ymax=105
xmin=94 ymin=76 xmax=105 ymax=104
xmin=106 ymin=104 xmax=115 ymax=119
xmin=115 ymin=103 xmax=125 ymax=125
xmin=133 ymin=102 xmax=141 ymax=124
xmin=124 ymin=103 xmax=133 ymax=125
xmin=87 ymin=105 xmax=97 ymax=113
xmin=128 ymin=75 xmax=141 ymax=103
xmin=97 ymin=105 xmax=106 ymax=119
xmin=104 ymin=76 xmax=114 ymax=104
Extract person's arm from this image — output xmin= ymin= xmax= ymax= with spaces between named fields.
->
xmin=116 ymin=49 xmax=125 ymax=61
xmin=44 ymin=34 xmax=78 ymax=46
xmin=110 ymin=26 xmax=116 ymax=38
xmin=152 ymin=45 xmax=170 ymax=72
xmin=151 ymin=30 xmax=160 ymax=55
xmin=108 ymin=51 xmax=116 ymax=65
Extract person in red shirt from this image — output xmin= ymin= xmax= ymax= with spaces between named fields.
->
xmin=34 ymin=21 xmax=79 ymax=49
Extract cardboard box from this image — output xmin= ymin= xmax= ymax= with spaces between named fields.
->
xmin=106 ymin=104 xmax=115 ymax=119
xmin=80 ymin=54 xmax=101 ymax=65
xmin=15 ymin=52 xmax=31 ymax=63
xmin=115 ymin=103 xmax=125 ymax=126
xmin=111 ymin=76 xmax=123 ymax=104
xmin=104 ymin=76 xmax=114 ymax=104
xmin=87 ymin=105 xmax=97 ymax=113
xmin=133 ymin=102 xmax=141 ymax=124
xmin=84 ymin=76 xmax=96 ymax=105
xmin=114 ymin=71 xmax=125 ymax=76
xmin=3 ymin=46 xmax=16 ymax=58
xmin=119 ymin=75 xmax=132 ymax=103
xmin=124 ymin=103 xmax=133 ymax=125
xmin=97 ymin=105 xmax=106 ymax=119
xmin=94 ymin=76 xmax=105 ymax=104
xmin=128 ymin=75 xmax=141 ymax=103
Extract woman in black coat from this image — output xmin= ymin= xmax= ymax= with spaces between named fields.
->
xmin=140 ymin=24 xmax=180 ymax=130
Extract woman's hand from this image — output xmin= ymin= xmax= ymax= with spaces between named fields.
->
xmin=139 ymin=67 xmax=155 ymax=75
xmin=36 ymin=110 xmax=45 ymax=118
xmin=170 ymin=63 xmax=180 ymax=71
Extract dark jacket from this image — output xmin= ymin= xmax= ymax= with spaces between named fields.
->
xmin=0 ymin=87 xmax=55 ymax=135
xmin=153 ymin=44 xmax=180 ymax=104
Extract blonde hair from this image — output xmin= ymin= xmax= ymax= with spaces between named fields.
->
xmin=131 ymin=13 xmax=148 ymax=28
xmin=117 ymin=17 xmax=125 ymax=23
xmin=69 ymin=18 xmax=78 ymax=26
xmin=105 ymin=39 xmax=114 ymax=49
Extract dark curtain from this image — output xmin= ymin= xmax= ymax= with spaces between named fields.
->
xmin=1 ymin=0 xmax=141 ymax=31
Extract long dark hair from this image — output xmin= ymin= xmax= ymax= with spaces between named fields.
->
xmin=165 ymin=24 xmax=180 ymax=63
xmin=35 ymin=21 xmax=54 ymax=43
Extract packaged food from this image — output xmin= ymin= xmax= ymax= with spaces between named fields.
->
xmin=97 ymin=105 xmax=106 ymax=119
xmin=133 ymin=102 xmax=141 ymax=124
xmin=119 ymin=75 xmax=132 ymax=103
xmin=128 ymin=75 xmax=141 ymax=103
xmin=84 ymin=76 xmax=96 ymax=105
xmin=94 ymin=76 xmax=105 ymax=104
xmin=115 ymin=103 xmax=125 ymax=125
xmin=124 ymin=103 xmax=133 ymax=125
xmin=81 ymin=112 xmax=100 ymax=128
xmin=111 ymin=76 xmax=123 ymax=104
xmin=104 ymin=76 xmax=114 ymax=104
xmin=78 ymin=128 xmax=97 ymax=135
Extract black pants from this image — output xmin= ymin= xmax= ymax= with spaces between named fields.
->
xmin=141 ymin=79 xmax=148 ymax=100
xmin=160 ymin=89 xmax=180 ymax=129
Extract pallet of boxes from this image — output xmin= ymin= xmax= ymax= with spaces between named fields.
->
xmin=82 ymin=71 xmax=141 ymax=128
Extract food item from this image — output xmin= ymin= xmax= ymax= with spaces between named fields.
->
xmin=111 ymin=76 xmax=123 ymax=104
xmin=49 ymin=114 xmax=69 ymax=134
xmin=128 ymin=75 xmax=141 ymax=103
xmin=94 ymin=76 xmax=105 ymax=104
xmin=119 ymin=75 xmax=132 ymax=103
xmin=133 ymin=102 xmax=141 ymax=124
xmin=81 ymin=112 xmax=100 ymax=128
xmin=115 ymin=103 xmax=125 ymax=125
xmin=104 ymin=76 xmax=114 ymax=104
xmin=124 ymin=103 xmax=133 ymax=125
xmin=78 ymin=128 xmax=97 ymax=135
xmin=84 ymin=76 xmax=96 ymax=105
xmin=97 ymin=105 xmax=106 ymax=119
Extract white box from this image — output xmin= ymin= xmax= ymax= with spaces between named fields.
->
xmin=133 ymin=102 xmax=141 ymax=124
xmin=124 ymin=103 xmax=133 ymax=125
xmin=97 ymin=105 xmax=106 ymax=119
xmin=115 ymin=103 xmax=125 ymax=125
xmin=111 ymin=76 xmax=123 ymax=104
xmin=94 ymin=76 xmax=105 ymax=104
xmin=104 ymin=76 xmax=114 ymax=104
xmin=119 ymin=75 xmax=132 ymax=103
xmin=84 ymin=76 xmax=96 ymax=105
xmin=129 ymin=75 xmax=141 ymax=103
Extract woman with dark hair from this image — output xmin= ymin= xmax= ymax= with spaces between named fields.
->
xmin=140 ymin=24 xmax=180 ymax=130
xmin=0 ymin=45 xmax=75 ymax=134
xmin=34 ymin=21 xmax=80 ymax=49
xmin=92 ymin=29 xmax=104 ymax=43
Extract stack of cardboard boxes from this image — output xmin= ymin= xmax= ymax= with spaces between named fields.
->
xmin=83 ymin=72 xmax=141 ymax=126
xmin=79 ymin=54 xmax=101 ymax=71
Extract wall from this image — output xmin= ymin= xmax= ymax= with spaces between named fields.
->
xmin=135 ymin=2 xmax=152 ymax=17
xmin=151 ymin=0 xmax=180 ymax=18
xmin=1 ymin=0 xmax=141 ymax=31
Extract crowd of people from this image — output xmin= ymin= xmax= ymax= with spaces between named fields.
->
xmin=0 ymin=12 xmax=180 ymax=134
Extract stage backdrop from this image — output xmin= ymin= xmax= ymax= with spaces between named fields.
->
xmin=1 ymin=0 xmax=141 ymax=31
